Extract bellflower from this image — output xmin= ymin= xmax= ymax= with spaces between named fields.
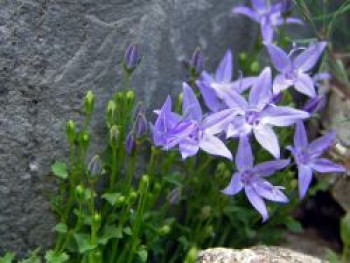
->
xmin=222 ymin=136 xmax=290 ymax=222
xmin=266 ymin=42 xmax=327 ymax=97
xmin=152 ymin=84 xmax=232 ymax=160
xmin=232 ymin=0 xmax=302 ymax=43
xmin=210 ymin=67 xmax=309 ymax=158
xmin=288 ymin=121 xmax=345 ymax=199
xmin=196 ymin=50 xmax=256 ymax=112
xmin=178 ymin=83 xmax=232 ymax=160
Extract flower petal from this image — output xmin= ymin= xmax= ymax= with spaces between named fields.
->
xmin=254 ymin=179 xmax=289 ymax=203
xmin=261 ymin=20 xmax=274 ymax=44
xmin=215 ymin=49 xmax=232 ymax=83
xmin=285 ymin=17 xmax=304 ymax=25
xmin=182 ymin=82 xmax=203 ymax=122
xmin=232 ymin=76 xmax=258 ymax=93
xmin=254 ymin=125 xmax=280 ymax=158
xmin=265 ymin=44 xmax=292 ymax=73
xmin=202 ymin=109 xmax=238 ymax=135
xmin=311 ymin=158 xmax=345 ymax=173
xmin=196 ymin=80 xmax=224 ymax=112
xmin=245 ymin=186 xmax=269 ymax=222
xmin=252 ymin=0 xmax=268 ymax=11
xmin=293 ymin=42 xmax=327 ymax=72
xmin=236 ymin=135 xmax=253 ymax=171
xmin=199 ymin=132 xmax=232 ymax=160
xmin=308 ymin=130 xmax=336 ymax=156
xmin=294 ymin=121 xmax=308 ymax=149
xmin=222 ymin=172 xmax=244 ymax=196
xmin=223 ymin=90 xmax=248 ymax=110
xmin=273 ymin=74 xmax=293 ymax=94
xmin=179 ymin=140 xmax=200 ymax=159
xmin=232 ymin=6 xmax=259 ymax=22
xmin=253 ymin=159 xmax=290 ymax=177
xmin=294 ymin=73 xmax=316 ymax=97
xmin=262 ymin=105 xmax=310 ymax=127
xmin=249 ymin=67 xmax=272 ymax=109
xmin=298 ymin=164 xmax=313 ymax=199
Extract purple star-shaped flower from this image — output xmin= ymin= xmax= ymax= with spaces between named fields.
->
xmin=232 ymin=0 xmax=303 ymax=43
xmin=288 ymin=121 xmax=345 ymax=199
xmin=179 ymin=83 xmax=232 ymax=160
xmin=196 ymin=50 xmax=256 ymax=112
xmin=222 ymin=135 xmax=290 ymax=222
xmin=209 ymin=67 xmax=309 ymax=158
xmin=152 ymin=83 xmax=232 ymax=160
xmin=266 ymin=42 xmax=327 ymax=97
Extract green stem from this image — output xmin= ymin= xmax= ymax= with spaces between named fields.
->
xmin=342 ymin=244 xmax=348 ymax=263
xmin=110 ymin=143 xmax=117 ymax=189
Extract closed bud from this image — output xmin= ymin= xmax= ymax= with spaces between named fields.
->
xmin=66 ymin=120 xmax=76 ymax=145
xmin=190 ymin=48 xmax=204 ymax=75
xmin=126 ymin=132 xmax=136 ymax=155
xmin=281 ymin=0 xmax=294 ymax=15
xmin=134 ymin=113 xmax=148 ymax=138
xmin=158 ymin=225 xmax=171 ymax=235
xmin=88 ymin=155 xmax=103 ymax=178
xmin=84 ymin=90 xmax=95 ymax=115
xmin=115 ymin=91 xmax=124 ymax=105
xmin=109 ymin=125 xmax=120 ymax=146
xmin=250 ymin=61 xmax=260 ymax=74
xmin=126 ymin=90 xmax=135 ymax=105
xmin=116 ymin=195 xmax=126 ymax=207
xmin=124 ymin=44 xmax=141 ymax=72
xmin=79 ymin=131 xmax=90 ymax=153
xmin=141 ymin=174 xmax=149 ymax=185
xmin=75 ymin=184 xmax=85 ymax=200
xmin=204 ymin=225 xmax=214 ymax=237
xmin=93 ymin=213 xmax=101 ymax=227
xmin=128 ymin=191 xmax=138 ymax=203
xmin=107 ymin=100 xmax=116 ymax=126
xmin=239 ymin=52 xmax=247 ymax=63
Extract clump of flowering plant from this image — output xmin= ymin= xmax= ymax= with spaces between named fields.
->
xmin=3 ymin=1 xmax=346 ymax=262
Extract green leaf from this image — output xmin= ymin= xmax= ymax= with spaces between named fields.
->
xmin=136 ymin=247 xmax=148 ymax=263
xmin=73 ymin=233 xmax=97 ymax=254
xmin=45 ymin=250 xmax=69 ymax=263
xmin=123 ymin=227 xmax=132 ymax=235
xmin=51 ymin=162 xmax=68 ymax=179
xmin=19 ymin=249 xmax=41 ymax=263
xmin=102 ymin=192 xmax=121 ymax=206
xmin=54 ymin=223 xmax=68 ymax=234
xmin=0 ymin=252 xmax=15 ymax=263
xmin=164 ymin=172 xmax=182 ymax=187
xmin=98 ymin=225 xmax=123 ymax=245
xmin=84 ymin=188 xmax=95 ymax=201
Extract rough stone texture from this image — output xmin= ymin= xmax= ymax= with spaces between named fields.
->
xmin=198 ymin=246 xmax=327 ymax=263
xmin=0 ymin=0 xmax=255 ymax=255
xmin=322 ymin=91 xmax=350 ymax=211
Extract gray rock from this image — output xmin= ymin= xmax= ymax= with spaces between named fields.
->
xmin=0 ymin=0 xmax=255 ymax=255
xmin=198 ymin=246 xmax=327 ymax=263
xmin=323 ymin=91 xmax=350 ymax=211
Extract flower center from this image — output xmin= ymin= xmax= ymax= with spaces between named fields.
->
xmin=297 ymin=150 xmax=310 ymax=165
xmin=245 ymin=110 xmax=261 ymax=126
xmin=285 ymin=70 xmax=298 ymax=80
xmin=241 ymin=170 xmax=255 ymax=185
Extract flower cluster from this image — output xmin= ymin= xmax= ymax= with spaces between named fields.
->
xmin=151 ymin=1 xmax=345 ymax=221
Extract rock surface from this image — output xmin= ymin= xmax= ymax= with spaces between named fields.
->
xmin=0 ymin=0 xmax=256 ymax=255
xmin=198 ymin=246 xmax=327 ymax=263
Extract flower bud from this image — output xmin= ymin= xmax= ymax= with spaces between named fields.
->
xmin=134 ymin=113 xmax=148 ymax=138
xmin=75 ymin=184 xmax=85 ymax=201
xmin=115 ymin=91 xmax=124 ymax=105
xmin=302 ymin=96 xmax=326 ymax=114
xmin=84 ymin=90 xmax=95 ymax=115
xmin=88 ymin=155 xmax=103 ymax=178
xmin=79 ymin=131 xmax=90 ymax=153
xmin=126 ymin=132 xmax=136 ymax=155
xmin=190 ymin=48 xmax=204 ymax=75
xmin=239 ymin=52 xmax=247 ymax=63
xmin=126 ymin=90 xmax=135 ymax=105
xmin=115 ymin=195 xmax=126 ymax=207
xmin=124 ymin=45 xmax=140 ymax=72
xmin=66 ymin=120 xmax=76 ymax=145
xmin=107 ymin=100 xmax=116 ymax=126
xmin=184 ymin=247 xmax=198 ymax=263
xmin=201 ymin=206 xmax=212 ymax=220
xmin=250 ymin=61 xmax=260 ymax=74
xmin=109 ymin=125 xmax=120 ymax=146
xmin=93 ymin=213 xmax=101 ymax=228
xmin=128 ymin=191 xmax=138 ymax=203
xmin=158 ymin=225 xmax=171 ymax=235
